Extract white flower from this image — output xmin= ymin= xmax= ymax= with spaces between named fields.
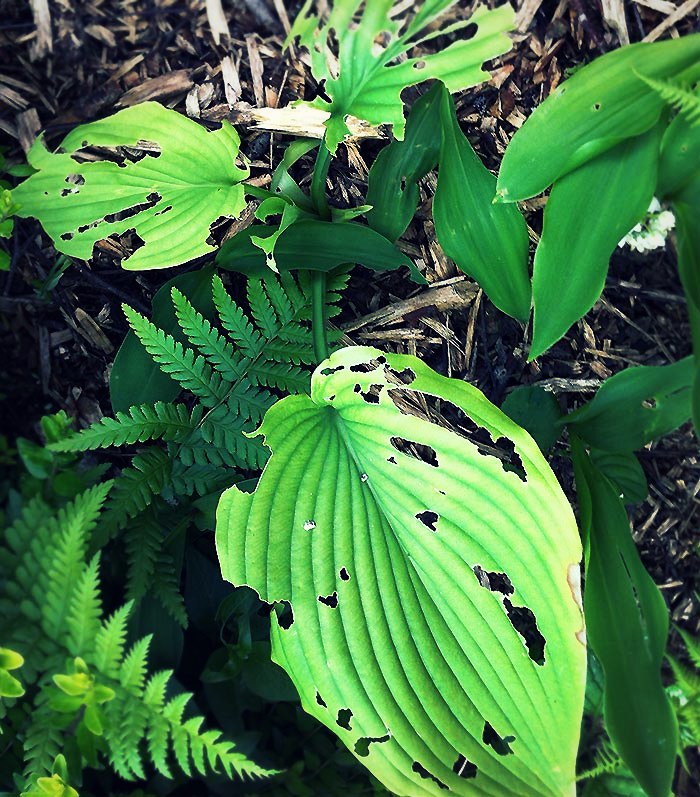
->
xmin=618 ymin=198 xmax=676 ymax=254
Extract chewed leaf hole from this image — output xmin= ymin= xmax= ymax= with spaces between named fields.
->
xmin=321 ymin=365 xmax=344 ymax=376
xmin=412 ymin=762 xmax=448 ymax=790
xmin=336 ymin=708 xmax=353 ymax=730
xmin=275 ymin=600 xmax=294 ymax=630
xmin=387 ymin=455 xmax=398 ymax=465
xmin=316 ymin=691 xmax=327 ymax=708
xmin=103 ymin=191 xmax=161 ymax=224
xmin=350 ymin=356 xmax=386 ymax=373
xmin=453 ymin=754 xmax=477 ymax=779
xmin=303 ymin=519 xmax=316 ymax=531
xmin=339 ymin=567 xmax=351 ymax=581
xmin=416 ymin=510 xmax=439 ymax=532
xmin=503 ymin=598 xmax=546 ymax=665
xmin=353 ymin=383 xmax=384 ymax=403
xmin=355 ymin=733 xmax=391 ymax=757
xmin=473 ymin=565 xmax=514 ymax=596
xmin=483 ymin=722 xmax=515 ymax=755
xmin=390 ymin=436 xmax=439 ymax=467
xmin=383 ymin=363 xmax=415 ymax=385
xmin=318 ymin=591 xmax=339 ymax=608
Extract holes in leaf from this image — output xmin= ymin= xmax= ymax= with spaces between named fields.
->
xmin=389 ymin=389 xmax=526 ymax=480
xmin=412 ymin=762 xmax=448 ymax=790
xmin=206 ymin=214 xmax=234 ymax=247
xmin=61 ymin=173 xmax=85 ymax=196
xmin=593 ymin=102 xmax=601 ymax=111
xmin=416 ymin=510 xmax=439 ymax=532
xmin=154 ymin=204 xmax=173 ymax=217
xmin=641 ymin=396 xmax=657 ymax=409
xmin=383 ymin=363 xmax=415 ymax=385
xmin=353 ymin=383 xmax=384 ymax=403
xmin=354 ymin=733 xmax=390 ymax=757
xmin=315 ymin=691 xmax=327 ymax=708
xmin=336 ymin=708 xmax=353 ymax=730
xmin=350 ymin=356 xmax=386 ymax=373
xmin=318 ymin=591 xmax=339 ymax=608
xmin=70 ymin=140 xmax=161 ymax=167
xmin=503 ymin=599 xmax=546 ymax=665
xmin=339 ymin=567 xmax=350 ymax=581
xmin=275 ymin=600 xmax=294 ymax=630
xmin=452 ymin=755 xmax=477 ymax=779
xmin=303 ymin=519 xmax=316 ymax=531
xmin=472 ymin=565 xmax=514 ymax=596
xmin=94 ymin=228 xmax=145 ymax=262
xmin=390 ymin=436 xmax=439 ymax=468
xmin=103 ymin=192 xmax=161 ymax=224
xmin=387 ymin=455 xmax=397 ymax=465
xmin=413 ymin=59 xmax=426 ymax=69
xmin=482 ymin=722 xmax=515 ymax=755
xmin=321 ymin=365 xmax=344 ymax=376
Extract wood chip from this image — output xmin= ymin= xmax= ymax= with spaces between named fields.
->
xmin=29 ymin=0 xmax=52 ymax=60
xmin=644 ymin=0 xmax=700 ymax=40
xmin=601 ymin=0 xmax=631 ymax=44
xmin=246 ymin=34 xmax=266 ymax=108
xmin=634 ymin=0 xmax=678 ymax=13
xmin=15 ymin=108 xmax=41 ymax=153
xmin=118 ymin=70 xmax=193 ymax=105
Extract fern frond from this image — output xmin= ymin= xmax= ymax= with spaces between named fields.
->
xmin=103 ymin=449 xmax=171 ymax=532
xmin=225 ymin=378 xmax=275 ymax=424
xmin=254 ymin=360 xmax=311 ymax=393
xmin=171 ymin=288 xmax=244 ymax=383
xmin=641 ymin=75 xmax=700 ymax=126
xmin=93 ymin=602 xmax=133 ymax=679
xmin=678 ymin=629 xmax=700 ymax=670
xmin=577 ymin=737 xmax=623 ymax=781
xmin=169 ymin=461 xmax=234 ymax=497
xmin=247 ymin=279 xmax=279 ymax=340
xmin=119 ymin=636 xmax=152 ymax=693
xmin=198 ymin=408 xmax=268 ymax=469
xmin=51 ymin=402 xmax=199 ymax=452
xmin=66 ymin=554 xmax=102 ymax=656
xmin=42 ymin=484 xmax=112 ymax=639
xmin=105 ymin=692 xmax=150 ymax=780
xmin=22 ymin=690 xmax=63 ymax=787
xmin=123 ymin=304 xmax=228 ymax=407
xmin=212 ymin=275 xmax=263 ymax=358
xmin=151 ymin=551 xmax=187 ymax=627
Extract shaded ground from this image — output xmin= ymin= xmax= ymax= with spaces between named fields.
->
xmin=1 ymin=0 xmax=699 ymax=793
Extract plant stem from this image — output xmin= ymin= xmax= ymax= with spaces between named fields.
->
xmin=311 ymin=270 xmax=330 ymax=363
xmin=243 ymin=183 xmax=276 ymax=201
xmin=310 ymin=142 xmax=331 ymax=222
xmin=310 ymin=140 xmax=332 ymax=363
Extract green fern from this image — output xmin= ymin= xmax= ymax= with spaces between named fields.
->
xmin=668 ymin=630 xmax=700 ymax=750
xmin=0 ymin=488 xmax=273 ymax=791
xmin=640 ymin=75 xmax=700 ymax=126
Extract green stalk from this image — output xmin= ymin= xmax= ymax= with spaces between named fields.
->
xmin=310 ymin=141 xmax=332 ymax=363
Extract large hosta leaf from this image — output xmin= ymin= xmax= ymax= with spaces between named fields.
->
xmin=217 ymin=346 xmax=586 ymax=797
xmin=12 ymin=103 xmax=248 ymax=270
xmin=288 ymin=1 xmax=515 ymax=152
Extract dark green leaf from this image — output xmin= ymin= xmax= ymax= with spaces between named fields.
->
xmin=497 ymin=35 xmax=700 ymax=202
xmin=366 ymin=84 xmax=442 ymax=242
xmin=566 ymin=357 xmax=693 ymax=452
xmin=658 ymin=105 xmax=700 ymax=201
xmin=217 ymin=220 xmax=425 ymax=283
xmin=589 ymin=450 xmax=648 ymax=506
xmin=572 ymin=440 xmax=677 ymax=797
xmin=109 ymin=266 xmax=216 ymax=413
xmin=500 ymin=385 xmax=562 ymax=453
xmin=530 ymin=125 xmax=660 ymax=359
xmin=433 ymin=86 xmax=531 ymax=322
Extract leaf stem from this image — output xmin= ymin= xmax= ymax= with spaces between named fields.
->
xmin=310 ymin=140 xmax=332 ymax=363
xmin=311 ymin=271 xmax=330 ymax=363
xmin=243 ymin=183 xmax=276 ymax=201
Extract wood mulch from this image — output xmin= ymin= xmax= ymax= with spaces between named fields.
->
xmin=1 ymin=0 xmax=699 ymax=791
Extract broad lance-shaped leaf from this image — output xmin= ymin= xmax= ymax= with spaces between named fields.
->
xmin=497 ymin=34 xmax=700 ymax=202
xmin=287 ymin=1 xmax=514 ymax=152
xmin=366 ymin=83 xmax=442 ymax=242
xmin=217 ymin=346 xmax=586 ymax=797
xmin=12 ymin=103 xmax=248 ymax=270
xmin=433 ymin=85 xmax=531 ymax=323
xmin=572 ymin=441 xmax=677 ymax=797
xmin=529 ymin=124 xmax=661 ymax=359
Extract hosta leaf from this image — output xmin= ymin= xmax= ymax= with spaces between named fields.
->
xmin=497 ymin=35 xmax=700 ymax=202
xmin=658 ymin=97 xmax=700 ymax=200
xmin=588 ymin=450 xmax=648 ymax=506
xmin=217 ymin=220 xmax=425 ymax=283
xmin=566 ymin=357 xmax=694 ymax=452
xmin=217 ymin=346 xmax=586 ymax=797
xmin=529 ymin=124 xmax=660 ymax=359
xmin=288 ymin=1 xmax=515 ymax=152
xmin=12 ymin=103 xmax=248 ymax=270
xmin=434 ymin=85 xmax=531 ymax=322
xmin=366 ymin=83 xmax=442 ymax=242
xmin=572 ymin=441 xmax=677 ymax=797
xmin=500 ymin=385 xmax=563 ymax=454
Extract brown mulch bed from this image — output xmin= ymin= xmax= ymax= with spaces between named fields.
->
xmin=1 ymin=0 xmax=699 ymax=792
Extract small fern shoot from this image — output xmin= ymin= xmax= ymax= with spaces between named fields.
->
xmin=0 ymin=487 xmax=274 ymax=791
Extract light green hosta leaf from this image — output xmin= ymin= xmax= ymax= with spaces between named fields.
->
xmin=288 ymin=1 xmax=515 ymax=152
xmin=12 ymin=103 xmax=248 ymax=270
xmin=529 ymin=124 xmax=661 ymax=359
xmin=217 ymin=346 xmax=586 ymax=797
xmin=497 ymin=34 xmax=700 ymax=202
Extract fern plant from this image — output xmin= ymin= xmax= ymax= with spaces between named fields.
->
xmin=52 ymin=271 xmax=346 ymax=525
xmin=0 ymin=483 xmax=272 ymax=794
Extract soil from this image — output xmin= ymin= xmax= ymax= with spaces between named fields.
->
xmin=1 ymin=0 xmax=699 ymax=794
